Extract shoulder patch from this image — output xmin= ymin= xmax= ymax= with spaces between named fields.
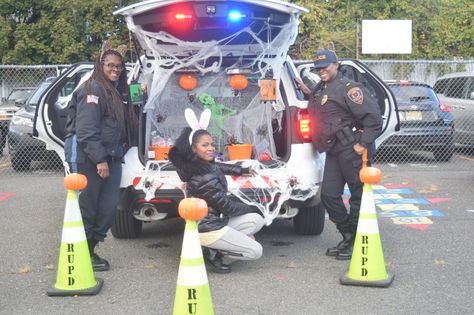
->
xmin=347 ymin=87 xmax=363 ymax=104
xmin=87 ymin=95 xmax=99 ymax=104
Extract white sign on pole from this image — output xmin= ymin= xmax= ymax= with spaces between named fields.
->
xmin=362 ymin=20 xmax=412 ymax=54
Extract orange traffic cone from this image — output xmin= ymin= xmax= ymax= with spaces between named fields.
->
xmin=173 ymin=198 xmax=214 ymax=315
xmin=47 ymin=173 xmax=103 ymax=296
xmin=340 ymin=150 xmax=394 ymax=287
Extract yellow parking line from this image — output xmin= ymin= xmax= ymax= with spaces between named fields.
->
xmin=459 ymin=155 xmax=474 ymax=162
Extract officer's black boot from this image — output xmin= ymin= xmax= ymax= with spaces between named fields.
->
xmin=88 ymin=238 xmax=110 ymax=271
xmin=335 ymin=221 xmax=357 ymax=261
xmin=326 ymin=231 xmax=354 ymax=257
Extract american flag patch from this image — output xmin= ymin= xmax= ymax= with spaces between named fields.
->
xmin=87 ymin=95 xmax=99 ymax=104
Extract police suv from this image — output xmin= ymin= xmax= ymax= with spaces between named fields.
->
xmin=34 ymin=0 xmax=398 ymax=239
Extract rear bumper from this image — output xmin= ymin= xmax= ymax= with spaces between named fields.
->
xmin=381 ymin=126 xmax=454 ymax=149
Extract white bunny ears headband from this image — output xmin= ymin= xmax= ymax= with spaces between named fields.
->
xmin=185 ymin=108 xmax=211 ymax=145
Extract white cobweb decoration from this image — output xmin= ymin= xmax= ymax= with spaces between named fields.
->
xmin=125 ymin=14 xmax=300 ymax=112
xmin=124 ymin=12 xmax=317 ymax=224
xmin=229 ymin=160 xmax=319 ymax=225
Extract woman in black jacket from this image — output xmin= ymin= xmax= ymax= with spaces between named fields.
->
xmin=168 ymin=127 xmax=264 ymax=273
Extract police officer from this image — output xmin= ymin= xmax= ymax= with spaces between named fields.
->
xmin=296 ymin=50 xmax=382 ymax=260
xmin=64 ymin=42 xmax=129 ymax=271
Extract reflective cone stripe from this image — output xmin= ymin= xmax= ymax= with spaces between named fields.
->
xmin=173 ymin=220 xmax=214 ymax=315
xmin=340 ymin=184 xmax=394 ymax=287
xmin=47 ymin=190 xmax=103 ymax=296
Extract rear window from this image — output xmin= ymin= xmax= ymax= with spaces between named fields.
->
xmin=388 ymin=85 xmax=437 ymax=103
xmin=146 ymin=71 xmax=282 ymax=157
xmin=445 ymin=77 xmax=468 ymax=98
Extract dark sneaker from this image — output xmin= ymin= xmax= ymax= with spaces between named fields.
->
xmin=91 ymin=253 xmax=110 ymax=271
xmin=204 ymin=253 xmax=231 ymax=274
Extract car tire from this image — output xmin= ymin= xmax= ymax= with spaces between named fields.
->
xmin=433 ymin=146 xmax=454 ymax=162
xmin=11 ymin=154 xmax=32 ymax=171
xmin=293 ymin=203 xmax=325 ymax=235
xmin=111 ymin=210 xmax=143 ymax=239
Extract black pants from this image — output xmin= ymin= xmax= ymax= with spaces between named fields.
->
xmin=321 ymin=146 xmax=363 ymax=225
xmin=76 ymin=158 xmax=122 ymax=242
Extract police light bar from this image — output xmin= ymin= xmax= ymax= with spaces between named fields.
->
xmin=176 ymin=13 xmax=193 ymax=20
xmin=228 ymin=10 xmax=247 ymax=22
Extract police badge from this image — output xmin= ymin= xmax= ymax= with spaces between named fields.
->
xmin=347 ymin=87 xmax=364 ymax=104
xmin=321 ymin=95 xmax=328 ymax=105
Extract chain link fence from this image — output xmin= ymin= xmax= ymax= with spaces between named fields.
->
xmin=1 ymin=60 xmax=473 ymax=176
xmin=362 ymin=60 xmax=474 ymax=168
xmin=0 ymin=65 xmax=70 ymax=175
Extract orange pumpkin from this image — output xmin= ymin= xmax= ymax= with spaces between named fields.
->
xmin=359 ymin=166 xmax=382 ymax=184
xmin=179 ymin=74 xmax=197 ymax=91
xmin=229 ymin=74 xmax=248 ymax=90
xmin=64 ymin=173 xmax=88 ymax=190
xmin=178 ymin=197 xmax=208 ymax=220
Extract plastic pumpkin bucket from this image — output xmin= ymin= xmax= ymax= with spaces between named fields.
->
xmin=227 ymin=144 xmax=253 ymax=160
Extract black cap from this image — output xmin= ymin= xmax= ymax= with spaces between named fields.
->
xmin=313 ymin=50 xmax=338 ymax=69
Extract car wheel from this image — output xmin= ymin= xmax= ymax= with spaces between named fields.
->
xmin=11 ymin=154 xmax=32 ymax=171
xmin=111 ymin=209 xmax=143 ymax=238
xmin=433 ymin=146 xmax=454 ymax=162
xmin=293 ymin=202 xmax=325 ymax=235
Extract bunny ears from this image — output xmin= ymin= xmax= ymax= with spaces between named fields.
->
xmin=185 ymin=108 xmax=211 ymax=145
xmin=100 ymin=40 xmax=128 ymax=61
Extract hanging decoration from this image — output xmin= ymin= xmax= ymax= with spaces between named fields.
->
xmin=229 ymin=74 xmax=248 ymax=91
xmin=179 ymin=74 xmax=198 ymax=91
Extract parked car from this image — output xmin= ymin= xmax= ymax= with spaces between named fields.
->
xmin=0 ymin=87 xmax=36 ymax=156
xmin=433 ymin=72 xmax=474 ymax=149
xmin=34 ymin=0 xmax=399 ymax=238
xmin=380 ymin=81 xmax=454 ymax=162
xmin=7 ymin=77 xmax=60 ymax=171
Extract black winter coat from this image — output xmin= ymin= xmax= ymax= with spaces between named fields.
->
xmin=64 ymin=79 xmax=127 ymax=164
xmin=168 ymin=146 xmax=257 ymax=232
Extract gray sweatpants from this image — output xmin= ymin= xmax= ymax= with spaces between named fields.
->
xmin=206 ymin=213 xmax=265 ymax=261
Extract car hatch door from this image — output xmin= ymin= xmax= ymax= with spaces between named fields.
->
xmin=296 ymin=59 xmax=400 ymax=148
xmin=33 ymin=63 xmax=94 ymax=160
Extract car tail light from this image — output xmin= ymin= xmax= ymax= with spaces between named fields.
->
xmin=132 ymin=177 xmax=142 ymax=187
xmin=297 ymin=109 xmax=312 ymax=143
xmin=436 ymin=96 xmax=452 ymax=112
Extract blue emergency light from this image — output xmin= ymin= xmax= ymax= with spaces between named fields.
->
xmin=228 ymin=10 xmax=247 ymax=22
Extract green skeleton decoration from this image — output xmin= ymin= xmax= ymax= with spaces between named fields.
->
xmin=198 ymin=93 xmax=237 ymax=151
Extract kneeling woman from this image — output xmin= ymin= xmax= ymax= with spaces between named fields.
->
xmin=169 ymin=127 xmax=264 ymax=273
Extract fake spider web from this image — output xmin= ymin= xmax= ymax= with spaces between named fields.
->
xmin=140 ymin=160 xmax=319 ymax=226
xmin=126 ymin=13 xmax=318 ymax=223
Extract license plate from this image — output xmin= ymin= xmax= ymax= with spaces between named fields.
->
xmin=400 ymin=111 xmax=422 ymax=121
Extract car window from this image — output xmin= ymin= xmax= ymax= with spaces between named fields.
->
xmin=445 ymin=77 xmax=468 ymax=98
xmin=54 ymin=70 xmax=90 ymax=109
xmin=433 ymin=78 xmax=449 ymax=94
xmin=388 ymin=85 xmax=437 ymax=103
xmin=27 ymin=82 xmax=53 ymax=107
xmin=8 ymin=89 xmax=33 ymax=101
xmin=467 ymin=78 xmax=474 ymax=99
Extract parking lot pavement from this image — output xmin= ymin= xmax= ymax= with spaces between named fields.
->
xmin=1 ymin=157 xmax=474 ymax=315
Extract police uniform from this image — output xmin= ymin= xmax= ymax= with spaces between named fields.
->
xmin=308 ymin=52 xmax=382 ymax=260
xmin=64 ymin=78 xmax=127 ymax=270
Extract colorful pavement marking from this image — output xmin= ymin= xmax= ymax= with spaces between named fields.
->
xmin=344 ymin=183 xmax=446 ymax=230
xmin=0 ymin=192 xmax=15 ymax=201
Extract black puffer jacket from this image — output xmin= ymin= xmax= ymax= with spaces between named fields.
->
xmin=169 ymin=146 xmax=257 ymax=232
